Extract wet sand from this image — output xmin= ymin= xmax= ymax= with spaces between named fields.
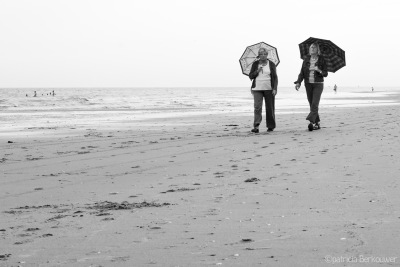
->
xmin=1 ymin=92 xmax=400 ymax=266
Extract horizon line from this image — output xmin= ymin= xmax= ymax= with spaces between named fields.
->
xmin=1 ymin=85 xmax=400 ymax=89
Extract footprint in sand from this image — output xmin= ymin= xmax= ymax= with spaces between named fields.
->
xmin=0 ymin=254 xmax=11 ymax=261
xmin=214 ymin=172 xmax=224 ymax=178
xmin=14 ymin=240 xmax=32 ymax=245
xmin=214 ymin=196 xmax=224 ymax=203
xmin=40 ymin=233 xmax=53 ymax=237
xmin=26 ymin=228 xmax=40 ymax=232
xmin=111 ymin=256 xmax=131 ymax=262
xmin=206 ymin=208 xmax=220 ymax=216
xmin=245 ymin=178 xmax=260 ymax=183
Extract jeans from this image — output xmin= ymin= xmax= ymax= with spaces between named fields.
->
xmin=253 ymin=90 xmax=276 ymax=129
xmin=305 ymin=83 xmax=323 ymax=123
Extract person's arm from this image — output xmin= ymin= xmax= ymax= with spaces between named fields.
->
xmin=294 ymin=61 xmax=305 ymax=88
xmin=249 ymin=61 xmax=260 ymax=80
xmin=270 ymin=62 xmax=278 ymax=95
xmin=314 ymin=56 xmax=328 ymax=77
xmin=320 ymin=57 xmax=328 ymax=77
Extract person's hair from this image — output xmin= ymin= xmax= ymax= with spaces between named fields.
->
xmin=258 ymin=47 xmax=268 ymax=55
xmin=309 ymin=42 xmax=321 ymax=55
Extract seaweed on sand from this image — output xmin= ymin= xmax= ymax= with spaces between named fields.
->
xmin=86 ymin=201 xmax=171 ymax=211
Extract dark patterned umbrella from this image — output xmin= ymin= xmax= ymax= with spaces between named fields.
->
xmin=299 ymin=37 xmax=346 ymax=73
xmin=239 ymin=42 xmax=280 ymax=76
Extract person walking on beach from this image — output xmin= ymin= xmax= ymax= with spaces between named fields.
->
xmin=249 ymin=48 xmax=278 ymax=133
xmin=294 ymin=42 xmax=328 ymax=131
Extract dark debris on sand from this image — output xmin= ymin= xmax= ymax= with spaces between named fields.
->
xmin=86 ymin=201 xmax=171 ymax=211
xmin=15 ymin=204 xmax=65 ymax=210
xmin=160 ymin=187 xmax=197 ymax=194
xmin=0 ymin=254 xmax=11 ymax=261
xmin=244 ymin=178 xmax=260 ymax=183
xmin=4 ymin=201 xmax=172 ymax=224
xmin=4 ymin=204 xmax=69 ymax=215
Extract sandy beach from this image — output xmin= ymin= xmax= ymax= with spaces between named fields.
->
xmin=1 ymin=88 xmax=400 ymax=266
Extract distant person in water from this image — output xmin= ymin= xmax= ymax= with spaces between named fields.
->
xmin=249 ymin=47 xmax=278 ymax=133
xmin=33 ymin=91 xmax=37 ymax=97
xmin=333 ymin=84 xmax=337 ymax=93
xmin=372 ymin=87 xmax=374 ymax=92
xmin=52 ymin=90 xmax=55 ymax=96
xmin=294 ymin=42 xmax=328 ymax=131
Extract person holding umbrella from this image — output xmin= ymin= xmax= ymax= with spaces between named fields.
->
xmin=249 ymin=48 xmax=278 ymax=133
xmin=294 ymin=42 xmax=328 ymax=131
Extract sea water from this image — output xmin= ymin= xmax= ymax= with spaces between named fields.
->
xmin=1 ymin=86 xmax=398 ymax=111
xmin=0 ymin=87 xmax=399 ymax=131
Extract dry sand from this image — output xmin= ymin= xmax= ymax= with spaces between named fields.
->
xmin=1 ymin=93 xmax=400 ymax=266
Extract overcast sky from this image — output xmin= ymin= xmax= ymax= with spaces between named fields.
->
xmin=1 ymin=0 xmax=399 ymax=88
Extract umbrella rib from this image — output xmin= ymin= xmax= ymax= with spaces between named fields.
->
xmin=249 ymin=50 xmax=257 ymax=57
xmin=248 ymin=58 xmax=257 ymax=66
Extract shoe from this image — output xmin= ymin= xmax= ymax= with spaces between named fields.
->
xmin=267 ymin=128 xmax=274 ymax=132
xmin=251 ymin=128 xmax=259 ymax=133
xmin=313 ymin=122 xmax=321 ymax=130
xmin=308 ymin=123 xmax=314 ymax=131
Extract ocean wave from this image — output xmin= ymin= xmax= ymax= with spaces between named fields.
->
xmin=0 ymin=96 xmax=96 ymax=110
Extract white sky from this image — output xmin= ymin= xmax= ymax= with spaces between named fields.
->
xmin=1 ymin=0 xmax=399 ymax=88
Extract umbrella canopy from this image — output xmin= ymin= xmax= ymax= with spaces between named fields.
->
xmin=299 ymin=37 xmax=346 ymax=73
xmin=239 ymin=42 xmax=280 ymax=76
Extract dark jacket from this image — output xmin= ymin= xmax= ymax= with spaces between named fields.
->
xmin=294 ymin=55 xmax=328 ymax=85
xmin=249 ymin=60 xmax=278 ymax=91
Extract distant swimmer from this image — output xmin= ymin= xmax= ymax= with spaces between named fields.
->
xmin=33 ymin=91 xmax=37 ymax=97
xmin=333 ymin=84 xmax=337 ymax=93
xmin=52 ymin=90 xmax=55 ymax=96
xmin=372 ymin=87 xmax=374 ymax=92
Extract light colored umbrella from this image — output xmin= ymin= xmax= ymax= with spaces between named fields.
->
xmin=239 ymin=42 xmax=280 ymax=76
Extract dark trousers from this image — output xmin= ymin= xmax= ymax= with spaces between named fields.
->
xmin=305 ymin=83 xmax=323 ymax=123
xmin=253 ymin=90 xmax=276 ymax=129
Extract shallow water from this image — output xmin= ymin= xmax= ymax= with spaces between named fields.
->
xmin=0 ymin=87 xmax=399 ymax=132
xmin=1 ymin=87 xmax=398 ymax=112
